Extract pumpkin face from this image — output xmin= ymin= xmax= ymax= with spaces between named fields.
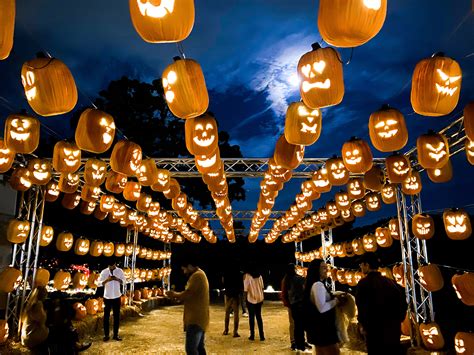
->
xmin=129 ymin=0 xmax=194 ymax=43
xmin=362 ymin=234 xmax=377 ymax=252
xmin=9 ymin=167 xmax=32 ymax=191
xmin=0 ymin=139 xmax=15 ymax=173
xmin=318 ymin=0 xmax=387 ymax=48
xmin=418 ymin=264 xmax=444 ymax=292
xmin=412 ymin=213 xmax=435 ymax=239
xmin=411 ymin=54 xmax=462 ymax=117
xmin=326 ymin=200 xmax=340 ymax=218
xmin=0 ymin=267 xmax=22 ymax=293
xmin=148 ymin=201 xmax=161 ymax=217
xmin=455 ymin=332 xmax=474 ymax=355
xmin=73 ymin=302 xmax=87 ymax=321
xmin=326 ymin=157 xmax=349 ymax=186
xmin=90 ymin=240 xmax=104 ymax=257
xmin=335 ymin=191 xmax=351 ymax=210
xmin=34 ymin=268 xmax=50 ymax=287
xmin=53 ymin=270 xmax=71 ymax=291
xmin=268 ymin=158 xmax=293 ymax=183
xmin=137 ymin=193 xmax=152 ymax=212
xmin=75 ymin=108 xmax=115 ymax=153
xmin=185 ymin=114 xmax=218 ymax=155
xmin=341 ymin=137 xmax=373 ymax=174
xmin=123 ymin=181 xmax=142 ymax=201
xmin=341 ymin=208 xmax=354 ymax=222
xmin=56 ymin=232 xmax=74 ymax=252
xmin=59 ymin=172 xmax=80 ymax=193
xmin=317 ymin=208 xmax=329 ymax=223
xmin=195 ymin=149 xmax=222 ymax=174
xmin=401 ymin=171 xmax=422 ymax=195
xmin=27 ymin=159 xmax=52 ymax=185
xmin=105 ymin=170 xmax=128 ymax=194
xmin=427 ymin=159 xmax=453 ymax=183
xmin=115 ymin=243 xmax=125 ymax=257
xmin=284 ymin=102 xmax=322 ymax=146
xmin=363 ymin=165 xmax=385 ymax=191
xmin=386 ymin=154 xmax=411 ymax=183
xmin=84 ymin=159 xmax=107 ymax=186
xmin=443 ymin=208 xmax=472 ymax=240
xmin=94 ymin=206 xmax=108 ymax=220
xmin=74 ymin=238 xmax=90 ymax=255
xmin=7 ymin=219 xmax=30 ymax=244
xmin=21 ymin=57 xmax=78 ymax=116
xmin=53 ymin=141 xmax=81 ymax=173
xmin=389 ymin=219 xmax=400 ymax=240
xmin=40 ymin=225 xmax=54 ymax=246
xmin=452 ymin=273 xmax=474 ymax=306
xmin=85 ymin=299 xmax=99 ymax=315
xmin=61 ymin=192 xmax=81 ymax=210
xmin=4 ymin=114 xmax=40 ymax=154
xmin=73 ymin=272 xmax=89 ymax=290
xmin=351 ymin=200 xmax=366 ymax=217
xmin=417 ymin=132 xmax=449 ymax=169
xmin=45 ymin=181 xmax=60 ymax=202
xmin=381 ymin=183 xmax=397 ymax=204
xmin=297 ymin=43 xmax=344 ymax=109
xmin=420 ymin=322 xmax=445 ymax=350
xmin=136 ymin=159 xmax=158 ymax=186
xmin=392 ymin=264 xmax=406 ymax=287
xmin=347 ymin=178 xmax=365 ymax=199
xmin=273 ymin=134 xmax=305 ymax=170
xmin=103 ymin=242 xmax=114 ymax=257
xmin=375 ymin=227 xmax=392 ymax=247
xmin=162 ymin=57 xmax=208 ymax=119
xmin=151 ymin=169 xmax=171 ymax=192
xmin=81 ymin=184 xmax=101 ymax=203
xmin=110 ymin=140 xmax=142 ymax=176
xmin=98 ymin=195 xmax=114 ymax=213
xmin=365 ymin=192 xmax=381 ymax=212
xmin=0 ymin=0 xmax=15 ymax=60
xmin=368 ymin=106 xmax=408 ymax=152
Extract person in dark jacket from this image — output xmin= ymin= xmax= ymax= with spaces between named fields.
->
xmin=222 ymin=264 xmax=243 ymax=337
xmin=355 ymin=253 xmax=407 ymax=355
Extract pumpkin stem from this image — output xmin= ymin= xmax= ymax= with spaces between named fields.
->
xmin=36 ymin=51 xmax=49 ymax=59
xmin=311 ymin=43 xmax=322 ymax=51
xmin=431 ymin=52 xmax=445 ymax=58
xmin=380 ymin=104 xmax=391 ymax=110
xmin=172 ymin=56 xmax=182 ymax=62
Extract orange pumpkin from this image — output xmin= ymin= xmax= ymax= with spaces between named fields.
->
xmin=419 ymin=322 xmax=445 ymax=351
xmin=80 ymin=201 xmax=97 ymax=215
xmin=75 ymin=108 xmax=115 ymax=153
xmin=84 ymin=158 xmax=108 ymax=186
xmin=39 ymin=225 xmax=54 ymax=246
xmin=0 ymin=319 xmax=8 ymax=343
xmin=381 ymin=183 xmax=397 ymax=204
xmin=452 ymin=273 xmax=474 ymax=306
xmin=73 ymin=302 xmax=87 ymax=320
xmin=0 ymin=267 xmax=22 ymax=293
xmin=105 ymin=170 xmax=128 ymax=194
xmin=385 ymin=154 xmax=411 ymax=184
xmin=195 ymin=149 xmax=222 ymax=174
xmin=426 ymin=159 xmax=453 ymax=183
xmin=93 ymin=206 xmax=108 ymax=220
xmin=45 ymin=181 xmax=60 ymax=202
xmin=389 ymin=218 xmax=401 ymax=240
xmin=455 ymin=332 xmax=474 ymax=355
xmin=341 ymin=137 xmax=373 ymax=174
xmin=163 ymin=178 xmax=181 ymax=199
xmin=351 ymin=200 xmax=366 ymax=218
xmin=73 ymin=272 xmax=89 ymax=290
xmin=412 ymin=213 xmax=435 ymax=240
xmin=123 ymin=181 xmax=142 ymax=201
xmin=27 ymin=159 xmax=52 ymax=185
xmin=443 ymin=208 xmax=471 ymax=240
xmin=85 ymin=299 xmax=98 ymax=315
xmin=100 ymin=194 xmax=116 ymax=212
xmin=7 ymin=219 xmax=30 ymax=244
xmin=416 ymin=131 xmax=449 ymax=169
xmin=110 ymin=140 xmax=142 ymax=176
xmin=53 ymin=141 xmax=81 ymax=173
xmin=58 ymin=172 xmax=80 ymax=193
xmin=74 ymin=238 xmax=90 ymax=256
xmin=363 ymin=165 xmax=385 ymax=191
xmin=418 ymin=264 xmax=444 ymax=292
xmin=368 ymin=105 xmax=408 ymax=152
xmin=284 ymin=102 xmax=322 ymax=146
xmin=136 ymin=193 xmax=152 ymax=212
xmin=375 ymin=227 xmax=392 ymax=248
xmin=90 ymin=240 xmax=104 ymax=257
xmin=0 ymin=139 xmax=15 ymax=173
xmin=185 ymin=113 xmax=219 ymax=155
xmin=136 ymin=158 xmax=158 ymax=186
xmin=0 ymin=0 xmax=15 ymax=60
xmin=347 ymin=178 xmax=365 ymax=199
xmin=9 ymin=167 xmax=32 ymax=191
xmin=61 ymin=192 xmax=81 ymax=210
xmin=56 ymin=232 xmax=74 ymax=252
xmin=4 ymin=114 xmax=40 ymax=154
xmin=34 ymin=268 xmax=50 ymax=287
xmin=365 ymin=192 xmax=381 ymax=212
xmin=152 ymin=169 xmax=171 ymax=192
xmin=81 ymin=184 xmax=101 ymax=203
xmin=53 ymin=270 xmax=71 ymax=291
xmin=326 ymin=156 xmax=349 ymax=186
xmin=401 ymin=171 xmax=422 ymax=195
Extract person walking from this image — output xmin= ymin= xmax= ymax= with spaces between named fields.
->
xmin=167 ymin=257 xmax=209 ymax=355
xmin=99 ymin=261 xmax=126 ymax=341
xmin=304 ymin=259 xmax=342 ymax=355
xmin=355 ymin=253 xmax=407 ymax=355
xmin=243 ymin=266 xmax=265 ymax=341
xmin=222 ymin=264 xmax=242 ymax=337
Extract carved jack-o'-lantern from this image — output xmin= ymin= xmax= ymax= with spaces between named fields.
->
xmin=73 ymin=272 xmax=89 ymax=290
xmin=0 ymin=0 xmax=15 ymax=60
xmin=268 ymin=158 xmax=293 ymax=183
xmin=411 ymin=53 xmax=462 ymax=117
xmin=90 ymin=240 xmax=104 ymax=257
xmin=195 ymin=149 xmax=222 ymax=174
xmin=110 ymin=140 xmax=142 ymax=176
xmin=402 ymin=171 xmax=422 ymax=195
xmin=389 ymin=218 xmax=400 ymax=240
xmin=347 ymin=178 xmax=365 ymax=199
xmin=412 ymin=213 xmax=435 ymax=240
xmin=73 ymin=302 xmax=87 ymax=321
xmin=325 ymin=200 xmax=340 ymax=218
xmin=335 ymin=191 xmax=351 ymax=210
xmin=417 ymin=132 xmax=450 ymax=170
xmin=40 ymin=225 xmax=54 ymax=246
xmin=317 ymin=208 xmax=330 ymax=224
xmin=318 ymin=0 xmax=387 ymax=48
xmin=84 ymin=159 xmax=107 ymax=186
xmin=75 ymin=108 xmax=115 ymax=153
xmin=341 ymin=208 xmax=354 ymax=222
xmin=443 ymin=208 xmax=472 ymax=240
xmin=147 ymin=201 xmax=161 ymax=217
xmin=455 ymin=332 xmax=474 ymax=355
xmin=105 ymin=171 xmax=128 ymax=194
xmin=284 ymin=102 xmax=322 ymax=146
xmin=368 ymin=105 xmax=408 ymax=152
xmin=0 ymin=267 xmax=22 ymax=293
xmin=53 ymin=270 xmax=71 ymax=291
xmin=162 ymin=57 xmax=209 ymax=120
xmin=363 ymin=165 xmax=385 ymax=192
xmin=0 ymin=139 xmax=15 ymax=173
xmin=185 ymin=113 xmax=218 ymax=155
xmin=362 ymin=234 xmax=377 ymax=252
xmin=326 ymin=157 xmax=349 ymax=186
xmin=53 ymin=141 xmax=81 ymax=173
xmin=4 ymin=114 xmax=40 ymax=154
xmin=151 ymin=169 xmax=171 ymax=192
xmin=27 ymin=159 xmax=52 ymax=185
xmin=74 ymin=237 xmax=90 ymax=256
xmin=136 ymin=159 xmax=158 ymax=186
xmin=85 ymin=299 xmax=98 ymax=315
xmin=172 ymin=193 xmax=188 ymax=211
xmin=115 ymin=243 xmax=125 ymax=257
xmin=103 ymin=242 xmax=115 ymax=257
xmin=129 ymin=0 xmax=194 ymax=43
xmin=99 ymin=194 xmax=115 ymax=213
xmin=123 ymin=181 xmax=142 ymax=201
xmin=9 ymin=167 xmax=32 ymax=191
xmin=352 ymin=239 xmax=365 ymax=256
xmin=61 ymin=192 xmax=81 ymax=210
xmin=56 ymin=232 xmax=74 ymax=252
xmin=420 ymin=322 xmax=445 ymax=351
xmin=418 ymin=264 xmax=444 ymax=292
xmin=34 ymin=268 xmax=50 ymax=288
xmin=341 ymin=137 xmax=373 ymax=174
xmin=297 ymin=43 xmax=344 ymax=109
xmin=137 ymin=193 xmax=152 ymax=212
xmin=427 ymin=159 xmax=453 ymax=183
xmin=375 ymin=227 xmax=392 ymax=248
xmin=365 ymin=192 xmax=381 ymax=212
xmin=452 ymin=273 xmax=474 ymax=306
xmin=351 ymin=200 xmax=366 ymax=218
xmin=381 ymin=183 xmax=397 ymax=204
xmin=7 ymin=219 xmax=30 ymax=244
xmin=21 ymin=57 xmax=78 ymax=116
xmin=59 ymin=172 xmax=80 ymax=193
xmin=392 ymin=264 xmax=406 ymax=287
xmin=81 ymin=184 xmax=101 ymax=203
xmin=385 ymin=154 xmax=411 ymax=184
xmin=273 ymin=134 xmax=304 ymax=170
xmin=94 ymin=206 xmax=108 ymax=220
xmin=163 ymin=177 xmax=180 ymax=199
xmin=45 ymin=181 xmax=60 ymax=202
xmin=88 ymin=273 xmax=100 ymax=289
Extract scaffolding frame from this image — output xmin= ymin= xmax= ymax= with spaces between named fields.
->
xmin=320 ymin=228 xmax=335 ymax=292
xmin=294 ymin=241 xmax=304 ymax=267
xmin=128 ymin=227 xmax=139 ymax=305
xmin=162 ymin=243 xmax=172 ymax=291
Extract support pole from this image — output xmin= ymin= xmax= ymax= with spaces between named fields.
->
xmin=123 ymin=227 xmax=132 ymax=296
xmin=294 ymin=241 xmax=304 ymax=267
xmin=129 ymin=227 xmax=139 ymax=305
xmin=162 ymin=243 xmax=172 ymax=291
xmin=320 ymin=228 xmax=335 ymax=292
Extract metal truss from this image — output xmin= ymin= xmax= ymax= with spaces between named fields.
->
xmin=123 ymin=228 xmax=132 ymax=297
xmin=162 ymin=243 xmax=172 ymax=291
xmin=189 ymin=210 xmax=292 ymax=220
xmin=294 ymin=242 xmax=304 ymax=267
xmin=128 ymin=227 xmax=139 ymax=305
xmin=320 ymin=229 xmax=335 ymax=292
xmin=396 ymin=188 xmax=434 ymax=347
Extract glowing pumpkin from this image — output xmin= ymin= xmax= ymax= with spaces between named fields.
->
xmin=412 ymin=213 xmax=435 ymax=240
xmin=61 ymin=192 xmax=81 ymax=210
xmin=27 ymin=159 xmax=52 ymax=185
xmin=452 ymin=273 xmax=474 ymax=306
xmin=362 ymin=234 xmax=377 ymax=252
xmin=0 ymin=0 xmax=15 ymax=59
xmin=351 ymin=200 xmax=366 ymax=218
xmin=123 ymin=181 xmax=142 ymax=201
xmin=443 ymin=208 xmax=471 ymax=240
xmin=365 ymin=192 xmax=381 ymax=212
xmin=73 ymin=272 xmax=89 ymax=290
xmin=455 ymin=332 xmax=474 ymax=355
xmin=418 ymin=264 xmax=444 ymax=292
xmin=368 ymin=105 xmax=408 ymax=152
xmin=136 ymin=158 xmax=158 ymax=186
xmin=84 ymin=159 xmax=108 ymax=186
xmin=284 ymin=102 xmax=322 ymax=146
xmin=152 ymin=169 xmax=171 ymax=192
xmin=39 ymin=225 xmax=54 ymax=246
xmin=375 ymin=227 xmax=392 ymax=248
xmin=90 ymin=240 xmax=104 ymax=257
xmin=4 ymin=114 xmax=40 ymax=154
xmin=103 ymin=242 xmax=115 ymax=257
xmin=34 ymin=268 xmax=50 ymax=288
xmin=326 ymin=156 xmax=349 ymax=186
xmin=185 ymin=113 xmax=218 ymax=155
xmin=7 ymin=219 xmax=30 ymax=244
xmin=45 ymin=181 xmax=60 ymax=202
xmin=110 ymin=140 xmax=142 ymax=176
xmin=401 ymin=171 xmax=422 ymax=195
xmin=341 ymin=137 xmax=373 ymax=174
xmin=105 ymin=170 xmax=128 ymax=194
xmin=93 ymin=206 xmax=108 ymax=220
xmin=75 ymin=108 xmax=115 ymax=153
xmin=81 ymin=184 xmax=101 ymax=203
xmin=58 ymin=172 xmax=80 ymax=193
xmin=385 ymin=154 xmax=411 ymax=184
xmin=53 ymin=141 xmax=81 ymax=173
xmin=0 ymin=139 xmax=15 ymax=173
xmin=9 ymin=167 xmax=32 ymax=191
xmin=417 ymin=131 xmax=449 ymax=170
xmin=74 ymin=238 xmax=90 ymax=256
xmin=389 ymin=218 xmax=400 ymax=240
xmin=137 ymin=193 xmax=152 ymax=212
xmin=73 ymin=302 xmax=87 ymax=321
xmin=363 ymin=165 xmax=385 ymax=191
xmin=347 ymin=178 xmax=365 ymax=199
xmin=427 ymin=159 xmax=452 ymax=183
xmin=419 ymin=322 xmax=445 ymax=351
xmin=53 ymin=270 xmax=71 ymax=291
xmin=381 ymin=183 xmax=397 ymax=204
xmin=85 ymin=299 xmax=98 ymax=315
xmin=88 ymin=273 xmax=100 ymax=289
xmin=0 ymin=267 xmax=22 ymax=293
xmin=56 ymin=232 xmax=74 ymax=252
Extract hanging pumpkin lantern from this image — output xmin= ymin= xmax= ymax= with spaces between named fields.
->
xmin=464 ymin=102 xmax=474 ymax=141
xmin=318 ymin=0 xmax=387 ymax=48
xmin=162 ymin=57 xmax=209 ymax=119
xmin=284 ymin=102 xmax=322 ymax=146
xmin=79 ymin=201 xmax=96 ymax=215
xmin=297 ymin=43 xmax=344 ymax=109
xmin=152 ymin=169 xmax=171 ymax=192
xmin=4 ymin=114 xmax=40 ymax=154
xmin=362 ymin=234 xmax=377 ymax=252
xmin=61 ymin=192 xmax=81 ymax=210
xmin=94 ymin=206 xmax=108 ymax=220
xmin=34 ymin=268 xmax=50 ymax=288
xmin=363 ymin=165 xmax=385 ymax=191
xmin=268 ymin=158 xmax=293 ymax=183
xmin=411 ymin=53 xmax=461 ymax=117
xmin=84 ymin=159 xmax=107 ymax=186
xmin=375 ymin=227 xmax=392 ymax=248
xmin=73 ymin=272 xmax=89 ymax=290
xmin=368 ymin=105 xmax=408 ymax=152
xmin=56 ymin=232 xmax=74 ymax=252
xmin=273 ymin=134 xmax=305 ymax=170
xmin=392 ymin=263 xmax=406 ymax=287
xmin=465 ymin=139 xmax=474 ymax=165
xmin=88 ymin=272 xmax=100 ymax=289
xmin=412 ymin=213 xmax=435 ymax=240
xmin=105 ymin=170 xmax=128 ymax=194
xmin=137 ymin=193 xmax=152 ymax=212
xmin=136 ymin=158 xmax=158 ymax=186
xmin=427 ymin=160 xmax=453 ymax=183
xmin=325 ymin=200 xmax=340 ymax=218
xmin=0 ymin=267 xmax=22 ymax=293
xmin=73 ymin=302 xmax=87 ymax=321
xmin=419 ymin=322 xmax=445 ymax=351
xmin=115 ymin=243 xmax=125 ymax=257
xmin=0 ymin=139 xmax=15 ymax=173
xmin=347 ymin=178 xmax=365 ymax=199
xmin=39 ymin=225 xmax=54 ymax=246
xmin=85 ymin=299 xmax=99 ymax=315
xmin=75 ymin=108 xmax=115 ymax=153
xmin=326 ymin=156 xmax=349 ymax=186
xmin=58 ymin=172 xmax=80 ymax=193
xmin=401 ymin=171 xmax=422 ymax=195
xmin=341 ymin=137 xmax=373 ymax=174
xmin=452 ymin=273 xmax=474 ymax=306
xmin=443 ymin=208 xmax=472 ymax=240
xmin=185 ymin=113 xmax=219 ymax=155
xmin=381 ymin=183 xmax=397 ymax=204
xmin=9 ymin=167 xmax=32 ymax=191
xmin=385 ymin=154 xmax=411 ymax=183
xmin=335 ymin=191 xmax=351 ymax=210
xmin=53 ymin=270 xmax=71 ymax=291
xmin=351 ymin=200 xmax=366 ymax=218
xmin=90 ymin=240 xmax=104 ymax=257
xmin=53 ymin=141 xmax=81 ymax=173
xmin=81 ymin=184 xmax=101 ymax=203
xmin=110 ymin=140 xmax=142 ymax=176
xmin=418 ymin=264 xmax=444 ymax=292
xmin=389 ymin=218 xmax=400 ymax=240
xmin=129 ymin=0 xmax=194 ymax=43
xmin=341 ymin=208 xmax=354 ymax=222
xmin=7 ymin=219 xmax=30 ymax=244
xmin=417 ymin=131 xmax=449 ymax=169
xmin=0 ymin=0 xmax=15 ymax=60
xmin=455 ymin=332 xmax=474 ymax=355
xmin=195 ymin=149 xmax=222 ymax=174
xmin=365 ymin=192 xmax=381 ymax=212
xmin=27 ymin=159 xmax=52 ymax=185
xmin=74 ymin=238 xmax=90 ymax=256
xmin=147 ymin=201 xmax=160 ymax=217
xmin=162 ymin=178 xmax=181 ymax=200
xmin=103 ymin=242 xmax=115 ymax=257
xmin=123 ymin=181 xmax=142 ymax=201
xmin=45 ymin=181 xmax=60 ymax=202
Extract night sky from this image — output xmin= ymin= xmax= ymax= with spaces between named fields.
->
xmin=1 ymin=0 xmax=474 ymax=235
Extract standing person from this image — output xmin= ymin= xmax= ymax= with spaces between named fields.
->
xmin=355 ymin=253 xmax=407 ymax=355
xmin=222 ymin=264 xmax=242 ymax=337
xmin=243 ymin=265 xmax=265 ymax=341
xmin=303 ymin=259 xmax=342 ymax=355
xmin=280 ymin=268 xmax=295 ymax=350
xmin=240 ymin=269 xmax=248 ymax=317
xmin=99 ymin=261 xmax=126 ymax=341
xmin=20 ymin=286 xmax=49 ymax=352
xmin=167 ymin=257 xmax=209 ymax=355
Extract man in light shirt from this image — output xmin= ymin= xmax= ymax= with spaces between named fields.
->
xmin=99 ymin=262 xmax=126 ymax=342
